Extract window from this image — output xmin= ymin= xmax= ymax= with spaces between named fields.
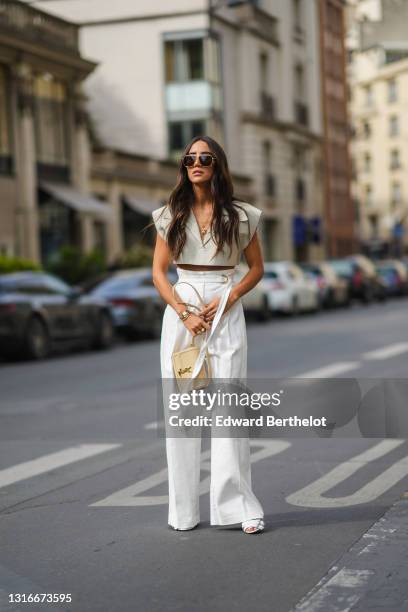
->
xmin=387 ymin=79 xmax=397 ymax=103
xmin=168 ymin=120 xmax=206 ymax=154
xmin=368 ymin=214 xmax=378 ymax=238
xmin=363 ymin=121 xmax=371 ymax=138
xmin=385 ymin=50 xmax=408 ymax=64
xmin=365 ymin=185 xmax=372 ymax=207
xmin=292 ymin=0 xmax=302 ymax=30
xmin=390 ymin=149 xmax=400 ymax=170
xmin=33 ymin=73 xmax=69 ymax=166
xmin=391 ymin=182 xmax=401 ymax=204
xmin=259 ymin=52 xmax=269 ymax=90
xmin=294 ymin=64 xmax=305 ymax=99
xmin=262 ymin=141 xmax=275 ymax=196
xmin=165 ymin=38 xmax=204 ymax=82
xmin=389 ymin=115 xmax=399 ymax=137
xmin=0 ymin=64 xmax=12 ymax=174
xmin=293 ymin=145 xmax=305 ymax=172
xmin=363 ymin=152 xmax=371 ymax=172
xmin=364 ymin=84 xmax=373 ymax=107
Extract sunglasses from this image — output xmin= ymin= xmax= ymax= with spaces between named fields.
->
xmin=182 ymin=153 xmax=216 ymax=168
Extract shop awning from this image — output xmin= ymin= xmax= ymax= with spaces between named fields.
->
xmin=123 ymin=195 xmax=164 ymax=216
xmin=40 ymin=181 xmax=112 ymax=218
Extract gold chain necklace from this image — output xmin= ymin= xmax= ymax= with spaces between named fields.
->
xmin=193 ymin=205 xmax=214 ymax=236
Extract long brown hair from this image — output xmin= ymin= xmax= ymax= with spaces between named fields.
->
xmin=151 ymin=135 xmax=247 ymax=261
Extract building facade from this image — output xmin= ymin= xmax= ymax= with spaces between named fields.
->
xmin=27 ymin=0 xmax=330 ymax=262
xmin=0 ymin=0 xmax=119 ymax=264
xmin=318 ymin=0 xmax=356 ymax=257
xmin=347 ymin=0 xmax=408 ymax=257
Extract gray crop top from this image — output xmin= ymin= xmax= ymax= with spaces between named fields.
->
xmin=151 ymin=200 xmax=262 ymax=266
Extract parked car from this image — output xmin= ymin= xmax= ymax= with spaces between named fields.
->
xmin=235 ymin=263 xmax=270 ymax=321
xmin=300 ymin=262 xmax=350 ymax=308
xmin=327 ymin=255 xmax=387 ymax=303
xmin=375 ymin=259 xmax=408 ymax=297
xmin=85 ymin=268 xmax=176 ymax=340
xmin=262 ymin=261 xmax=320 ymax=315
xmin=0 ymin=271 xmax=115 ymax=360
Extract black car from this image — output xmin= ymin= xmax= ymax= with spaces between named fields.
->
xmin=327 ymin=256 xmax=387 ymax=303
xmin=0 ymin=271 xmax=115 ymax=360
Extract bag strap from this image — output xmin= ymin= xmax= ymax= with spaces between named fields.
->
xmin=172 ymin=281 xmax=206 ymax=311
xmin=172 ymin=281 xmax=210 ymax=350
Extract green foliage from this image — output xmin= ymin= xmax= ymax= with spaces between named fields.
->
xmin=116 ymin=243 xmax=154 ymax=268
xmin=46 ymin=245 xmax=107 ymax=285
xmin=0 ymin=255 xmax=42 ymax=274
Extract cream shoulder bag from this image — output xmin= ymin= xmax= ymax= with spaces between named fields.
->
xmin=171 ymin=282 xmax=212 ymax=391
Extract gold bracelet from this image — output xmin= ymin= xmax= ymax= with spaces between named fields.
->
xmin=178 ymin=309 xmax=190 ymax=321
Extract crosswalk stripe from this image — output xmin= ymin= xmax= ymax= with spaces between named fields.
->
xmin=286 ymin=440 xmax=407 ymax=508
xmin=362 ymin=342 xmax=408 ymax=360
xmin=0 ymin=443 xmax=121 ymax=488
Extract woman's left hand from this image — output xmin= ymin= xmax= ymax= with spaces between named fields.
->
xmin=198 ymin=292 xmax=238 ymax=323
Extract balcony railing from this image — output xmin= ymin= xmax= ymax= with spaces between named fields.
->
xmin=294 ymin=101 xmax=309 ymax=127
xmin=0 ymin=0 xmax=79 ymax=53
xmin=259 ymin=91 xmax=275 ymax=121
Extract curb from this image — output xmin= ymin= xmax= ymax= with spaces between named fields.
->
xmin=291 ymin=490 xmax=408 ymax=612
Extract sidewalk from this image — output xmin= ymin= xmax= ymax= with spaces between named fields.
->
xmin=292 ymin=490 xmax=408 ymax=612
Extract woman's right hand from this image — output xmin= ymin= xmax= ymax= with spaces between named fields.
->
xmin=182 ymin=312 xmax=211 ymax=337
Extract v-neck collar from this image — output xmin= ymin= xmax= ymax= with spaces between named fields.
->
xmin=186 ymin=207 xmax=214 ymax=247
xmin=185 ymin=204 xmax=247 ymax=247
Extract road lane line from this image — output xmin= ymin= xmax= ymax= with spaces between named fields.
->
xmin=286 ymin=440 xmax=407 ymax=508
xmin=90 ymin=440 xmax=291 ymax=507
xmin=362 ymin=342 xmax=408 ymax=360
xmin=0 ymin=443 xmax=121 ymax=488
xmin=295 ymin=362 xmax=360 ymax=378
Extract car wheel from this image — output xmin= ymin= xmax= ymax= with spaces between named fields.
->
xmin=92 ymin=311 xmax=115 ymax=350
xmin=257 ymin=295 xmax=270 ymax=322
xmin=24 ymin=316 xmax=51 ymax=360
xmin=362 ymin=285 xmax=374 ymax=304
xmin=150 ymin=310 xmax=163 ymax=339
xmin=291 ymin=297 xmax=300 ymax=316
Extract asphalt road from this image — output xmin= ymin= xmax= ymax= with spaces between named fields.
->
xmin=1 ymin=297 xmax=408 ymax=612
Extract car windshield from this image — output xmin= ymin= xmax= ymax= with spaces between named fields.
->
xmin=0 ymin=275 xmax=34 ymax=292
xmin=328 ymin=260 xmax=352 ymax=275
xmin=91 ymin=275 xmax=147 ymax=295
xmin=264 ymin=270 xmax=279 ymax=280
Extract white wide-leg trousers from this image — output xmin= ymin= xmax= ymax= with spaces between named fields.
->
xmin=160 ymin=267 xmax=264 ymax=529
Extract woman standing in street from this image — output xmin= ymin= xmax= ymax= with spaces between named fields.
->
xmin=151 ymin=135 xmax=265 ymax=534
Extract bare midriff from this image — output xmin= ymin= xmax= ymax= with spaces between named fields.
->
xmin=176 ymin=264 xmax=235 ymax=271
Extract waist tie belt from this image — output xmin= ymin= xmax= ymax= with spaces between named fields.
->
xmin=174 ymin=268 xmax=236 ymax=383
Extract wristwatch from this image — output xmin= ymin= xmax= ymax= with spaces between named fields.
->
xmin=178 ymin=309 xmax=190 ymax=321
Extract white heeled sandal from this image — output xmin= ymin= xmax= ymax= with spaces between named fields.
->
xmin=242 ymin=518 xmax=265 ymax=534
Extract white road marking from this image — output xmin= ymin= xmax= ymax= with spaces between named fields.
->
xmin=90 ymin=439 xmax=291 ymax=507
xmin=0 ymin=444 xmax=121 ymax=488
xmin=286 ymin=439 xmax=407 ymax=508
xmin=362 ymin=342 xmax=408 ymax=360
xmin=294 ymin=567 xmax=374 ymax=612
xmin=296 ymin=362 xmax=360 ymax=378
xmin=144 ymin=420 xmax=164 ymax=430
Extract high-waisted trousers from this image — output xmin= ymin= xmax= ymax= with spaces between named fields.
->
xmin=160 ymin=266 xmax=264 ymax=529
